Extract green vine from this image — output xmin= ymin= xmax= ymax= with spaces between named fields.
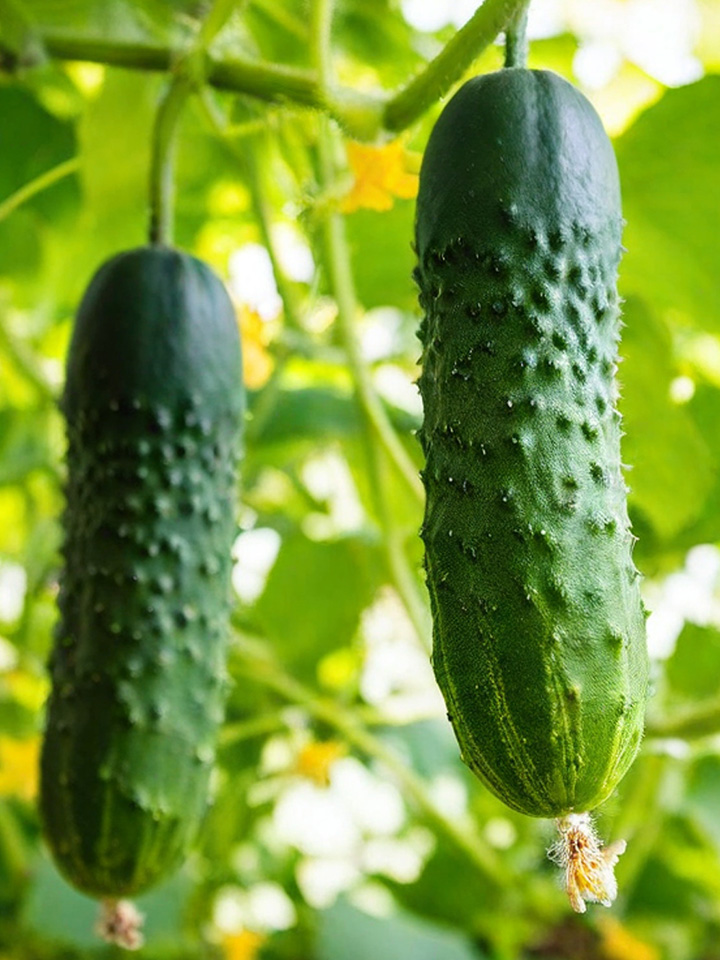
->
xmin=0 ymin=156 xmax=79 ymax=224
xmin=148 ymin=0 xmax=241 ymax=245
xmin=33 ymin=0 xmax=533 ymax=140
xmin=233 ymin=637 xmax=509 ymax=887
xmin=384 ymin=0 xmax=532 ymax=131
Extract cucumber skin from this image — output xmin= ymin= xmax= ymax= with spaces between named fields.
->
xmin=415 ymin=70 xmax=648 ymax=819
xmin=40 ymin=247 xmax=243 ymax=897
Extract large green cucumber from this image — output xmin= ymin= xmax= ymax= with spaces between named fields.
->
xmin=40 ymin=247 xmax=243 ymax=897
xmin=415 ymin=69 xmax=648 ymax=819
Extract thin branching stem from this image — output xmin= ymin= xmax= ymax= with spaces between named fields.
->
xmin=234 ymin=640 xmax=508 ymax=886
xmin=0 ymin=157 xmax=79 ymax=223
xmin=384 ymin=0 xmax=534 ymax=131
xmin=36 ymin=0 xmax=534 ymax=138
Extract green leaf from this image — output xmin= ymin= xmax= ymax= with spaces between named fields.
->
xmin=247 ymin=385 xmax=418 ymax=458
xmin=23 ymin=854 xmax=195 ymax=948
xmin=335 ymin=0 xmax=423 ymax=87
xmin=380 ymin=718 xmax=463 ymax=781
xmin=0 ymin=409 xmax=53 ymax=486
xmin=0 ymin=85 xmax=77 ymax=220
xmin=254 ymin=532 xmax=382 ymax=679
xmin=21 ymin=0 xmax=194 ymax=44
xmin=0 ymin=0 xmax=44 ymax=70
xmin=666 ymin=623 xmax=720 ymax=702
xmin=620 ymin=297 xmax=715 ymax=542
xmin=388 ymin=844 xmax=497 ymax=932
xmin=76 ymin=70 xmax=159 ymax=262
xmin=672 ymin=382 xmax=720 ymax=552
xmin=317 ymin=898 xmax=487 ymax=960
xmin=347 ymin=200 xmax=417 ymax=311
xmin=686 ymin=757 xmax=720 ymax=854
xmin=616 ymin=76 xmax=720 ymax=329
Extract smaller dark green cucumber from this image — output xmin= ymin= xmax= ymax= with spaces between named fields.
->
xmin=40 ymin=247 xmax=243 ymax=899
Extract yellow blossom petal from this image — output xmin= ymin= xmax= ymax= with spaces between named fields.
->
xmin=0 ymin=735 xmax=40 ymax=801
xmin=221 ymin=930 xmax=266 ymax=960
xmin=293 ymin=739 xmax=346 ymax=787
xmin=599 ymin=918 xmax=660 ymax=960
xmin=237 ymin=304 xmax=274 ymax=390
xmin=341 ymin=140 xmax=419 ymax=213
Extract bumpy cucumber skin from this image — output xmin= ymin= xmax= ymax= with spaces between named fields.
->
xmin=40 ymin=247 xmax=243 ymax=897
xmin=415 ymin=70 xmax=648 ymax=819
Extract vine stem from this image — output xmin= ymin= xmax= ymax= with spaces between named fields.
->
xmin=309 ymin=0 xmax=427 ymax=644
xmin=315 ymin=148 xmax=424 ymax=503
xmin=148 ymin=0 xmax=241 ymax=246
xmin=384 ymin=0 xmax=534 ymax=131
xmin=234 ymin=640 xmax=508 ymax=886
xmin=363 ymin=431 xmax=432 ymax=651
xmin=198 ymin=90 xmax=304 ymax=330
xmin=148 ymin=76 xmax=192 ymax=246
xmin=504 ymin=1 xmax=531 ymax=68
xmin=645 ymin=700 xmax=720 ymax=740
xmin=0 ymin=156 xmax=79 ymax=223
xmin=36 ymin=0 xmax=534 ymax=139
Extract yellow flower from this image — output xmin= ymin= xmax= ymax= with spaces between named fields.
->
xmin=599 ymin=918 xmax=659 ymax=960
xmin=221 ymin=930 xmax=266 ymax=960
xmin=293 ymin=739 xmax=346 ymax=787
xmin=0 ymin=735 xmax=40 ymax=801
xmin=237 ymin=305 xmax=274 ymax=390
xmin=341 ymin=140 xmax=419 ymax=213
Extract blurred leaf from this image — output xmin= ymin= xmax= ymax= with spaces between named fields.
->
xmin=389 ymin=843 xmax=497 ymax=932
xmin=671 ymin=382 xmax=720 ymax=552
xmin=686 ymin=756 xmax=720 ymax=855
xmin=665 ymin=623 xmax=720 ymax=702
xmin=0 ymin=211 xmax=42 ymax=281
xmin=0 ymin=0 xmax=44 ymax=71
xmin=335 ymin=0 xmax=422 ymax=87
xmin=21 ymin=0 xmax=194 ymax=43
xmin=254 ymin=532 xmax=382 ymax=679
xmin=0 ymin=85 xmax=77 ymax=223
xmin=380 ymin=718 xmax=461 ymax=781
xmin=24 ymin=854 xmax=195 ymax=948
xmin=244 ymin=0 xmax=309 ymax=67
xmin=527 ymin=33 xmax=578 ymax=80
xmin=620 ymin=297 xmax=715 ymax=542
xmin=0 ymin=410 xmax=54 ymax=485
xmin=76 ymin=69 xmax=158 ymax=263
xmin=346 ymin=200 xmax=417 ymax=310
xmin=248 ymin=385 xmax=418 ymax=453
xmin=617 ymin=76 xmax=720 ymax=329
xmin=317 ymin=898 xmax=487 ymax=960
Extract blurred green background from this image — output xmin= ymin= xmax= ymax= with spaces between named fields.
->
xmin=2 ymin=1 xmax=720 ymax=958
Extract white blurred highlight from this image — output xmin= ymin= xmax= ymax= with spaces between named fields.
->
xmin=232 ymin=528 xmax=281 ymax=603
xmin=0 ymin=563 xmax=26 ymax=623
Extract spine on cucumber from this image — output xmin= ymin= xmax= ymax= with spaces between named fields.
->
xmin=415 ymin=69 xmax=648 ymax=819
xmin=40 ymin=247 xmax=243 ymax=897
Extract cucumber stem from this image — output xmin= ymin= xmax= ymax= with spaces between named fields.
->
xmin=384 ymin=0 xmax=532 ymax=131
xmin=148 ymin=0 xmax=241 ymax=246
xmin=504 ymin=1 xmax=531 ymax=68
xmin=148 ymin=75 xmax=192 ymax=247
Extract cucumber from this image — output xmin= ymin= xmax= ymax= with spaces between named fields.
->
xmin=415 ymin=69 xmax=648 ymax=821
xmin=40 ymin=247 xmax=243 ymax=900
